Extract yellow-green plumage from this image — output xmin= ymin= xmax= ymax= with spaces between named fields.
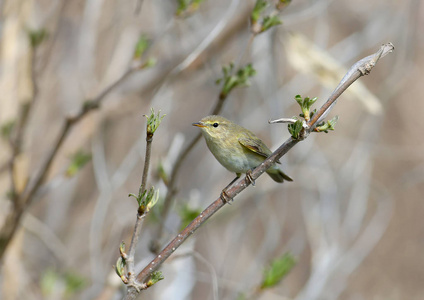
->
xmin=193 ymin=115 xmax=292 ymax=183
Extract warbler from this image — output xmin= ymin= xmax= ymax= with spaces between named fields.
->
xmin=192 ymin=115 xmax=293 ymax=185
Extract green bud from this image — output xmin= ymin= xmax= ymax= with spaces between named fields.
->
xmin=129 ymin=186 xmax=160 ymax=214
xmin=176 ymin=0 xmax=205 ymax=17
xmin=146 ymin=271 xmax=164 ymax=287
xmin=251 ymin=0 xmax=268 ymax=23
xmin=261 ymin=15 xmax=282 ymax=32
xmin=119 ymin=241 xmax=126 ymax=256
xmin=145 ymin=108 xmax=165 ymax=136
xmin=276 ymin=0 xmax=291 ymax=10
xmin=295 ymin=95 xmax=317 ymax=121
xmin=64 ymin=272 xmax=86 ymax=295
xmin=115 ymin=257 xmax=126 ymax=277
xmin=134 ymin=34 xmax=150 ymax=59
xmin=1 ymin=120 xmax=15 ymax=140
xmin=315 ymin=115 xmax=339 ymax=133
xmin=146 ymin=187 xmax=160 ymax=212
xmin=142 ymin=57 xmax=157 ymax=69
xmin=288 ymin=119 xmax=304 ymax=139
xmin=29 ymin=29 xmax=48 ymax=48
xmin=217 ymin=63 xmax=256 ymax=98
xmin=82 ymin=100 xmax=99 ymax=112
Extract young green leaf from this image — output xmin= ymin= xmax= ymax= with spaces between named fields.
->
xmin=64 ymin=272 xmax=86 ymax=295
xmin=261 ymin=253 xmax=296 ymax=289
xmin=29 ymin=29 xmax=48 ymax=48
xmin=261 ymin=15 xmax=282 ymax=32
xmin=276 ymin=0 xmax=291 ymax=10
xmin=119 ymin=241 xmax=126 ymax=256
xmin=217 ymin=63 xmax=257 ymax=98
xmin=288 ymin=119 xmax=304 ymax=139
xmin=176 ymin=0 xmax=205 ymax=17
xmin=146 ymin=188 xmax=160 ymax=212
xmin=66 ymin=150 xmax=92 ymax=177
xmin=145 ymin=108 xmax=166 ymax=136
xmin=315 ymin=115 xmax=339 ymax=133
xmin=295 ymin=95 xmax=318 ymax=121
xmin=179 ymin=204 xmax=202 ymax=231
xmin=129 ymin=186 xmax=160 ymax=214
xmin=134 ymin=34 xmax=150 ymax=59
xmin=251 ymin=0 xmax=268 ymax=23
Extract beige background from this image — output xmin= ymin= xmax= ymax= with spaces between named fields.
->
xmin=0 ymin=0 xmax=423 ymax=299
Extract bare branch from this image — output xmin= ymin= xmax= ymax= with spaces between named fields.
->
xmin=125 ymin=43 xmax=394 ymax=298
xmin=307 ymin=43 xmax=394 ymax=128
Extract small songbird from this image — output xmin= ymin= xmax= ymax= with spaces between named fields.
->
xmin=192 ymin=115 xmax=293 ymax=187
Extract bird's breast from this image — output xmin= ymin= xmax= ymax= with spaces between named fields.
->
xmin=203 ymin=134 xmax=265 ymax=173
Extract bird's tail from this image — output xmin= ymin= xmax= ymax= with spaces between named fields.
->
xmin=266 ymin=168 xmax=293 ymax=183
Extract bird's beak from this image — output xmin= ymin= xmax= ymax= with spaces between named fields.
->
xmin=192 ymin=122 xmax=205 ymax=128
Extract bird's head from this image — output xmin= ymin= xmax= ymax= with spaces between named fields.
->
xmin=192 ymin=115 xmax=234 ymax=139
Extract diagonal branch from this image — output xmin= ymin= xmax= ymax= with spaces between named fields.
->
xmin=308 ymin=43 xmax=394 ymax=127
xmin=124 ymin=43 xmax=394 ymax=299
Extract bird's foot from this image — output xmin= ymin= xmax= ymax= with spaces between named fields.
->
xmin=220 ymin=188 xmax=233 ymax=204
xmin=246 ymin=170 xmax=255 ymax=186
xmin=220 ymin=176 xmax=240 ymax=203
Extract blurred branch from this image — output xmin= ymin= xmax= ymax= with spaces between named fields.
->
xmin=123 ymin=43 xmax=394 ymax=298
xmin=0 ymin=57 xmax=148 ymax=260
xmin=22 ymin=65 xmax=138 ymax=204
xmin=22 ymin=213 xmax=69 ymax=262
xmin=134 ymin=0 xmax=144 ymax=15
xmin=0 ymin=30 xmax=48 ymax=259
xmin=7 ymin=29 xmax=45 ymax=201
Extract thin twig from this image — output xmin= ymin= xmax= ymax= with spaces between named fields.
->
xmin=0 ymin=46 xmax=41 ymax=258
xmin=8 ymin=46 xmax=38 ymax=204
xmin=22 ymin=66 xmax=137 ymax=204
xmin=307 ymin=43 xmax=394 ymax=127
xmin=127 ymin=124 xmax=154 ymax=283
xmin=0 ymin=65 xmax=140 ymax=260
xmin=124 ymin=43 xmax=394 ymax=299
xmin=140 ymin=132 xmax=153 ymax=196
xmin=126 ymin=213 xmax=146 ymax=281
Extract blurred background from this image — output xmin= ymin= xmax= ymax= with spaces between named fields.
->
xmin=0 ymin=0 xmax=422 ymax=299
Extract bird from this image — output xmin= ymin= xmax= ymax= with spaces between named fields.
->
xmin=192 ymin=115 xmax=292 ymax=199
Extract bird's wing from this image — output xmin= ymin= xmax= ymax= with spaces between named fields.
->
xmin=238 ymin=136 xmax=281 ymax=164
xmin=238 ymin=137 xmax=271 ymax=158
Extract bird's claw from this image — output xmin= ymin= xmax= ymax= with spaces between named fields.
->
xmin=220 ymin=189 xmax=233 ymax=204
xmin=246 ymin=170 xmax=255 ymax=186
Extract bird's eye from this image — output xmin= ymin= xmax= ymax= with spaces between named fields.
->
xmin=213 ymin=123 xmax=219 ymax=128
